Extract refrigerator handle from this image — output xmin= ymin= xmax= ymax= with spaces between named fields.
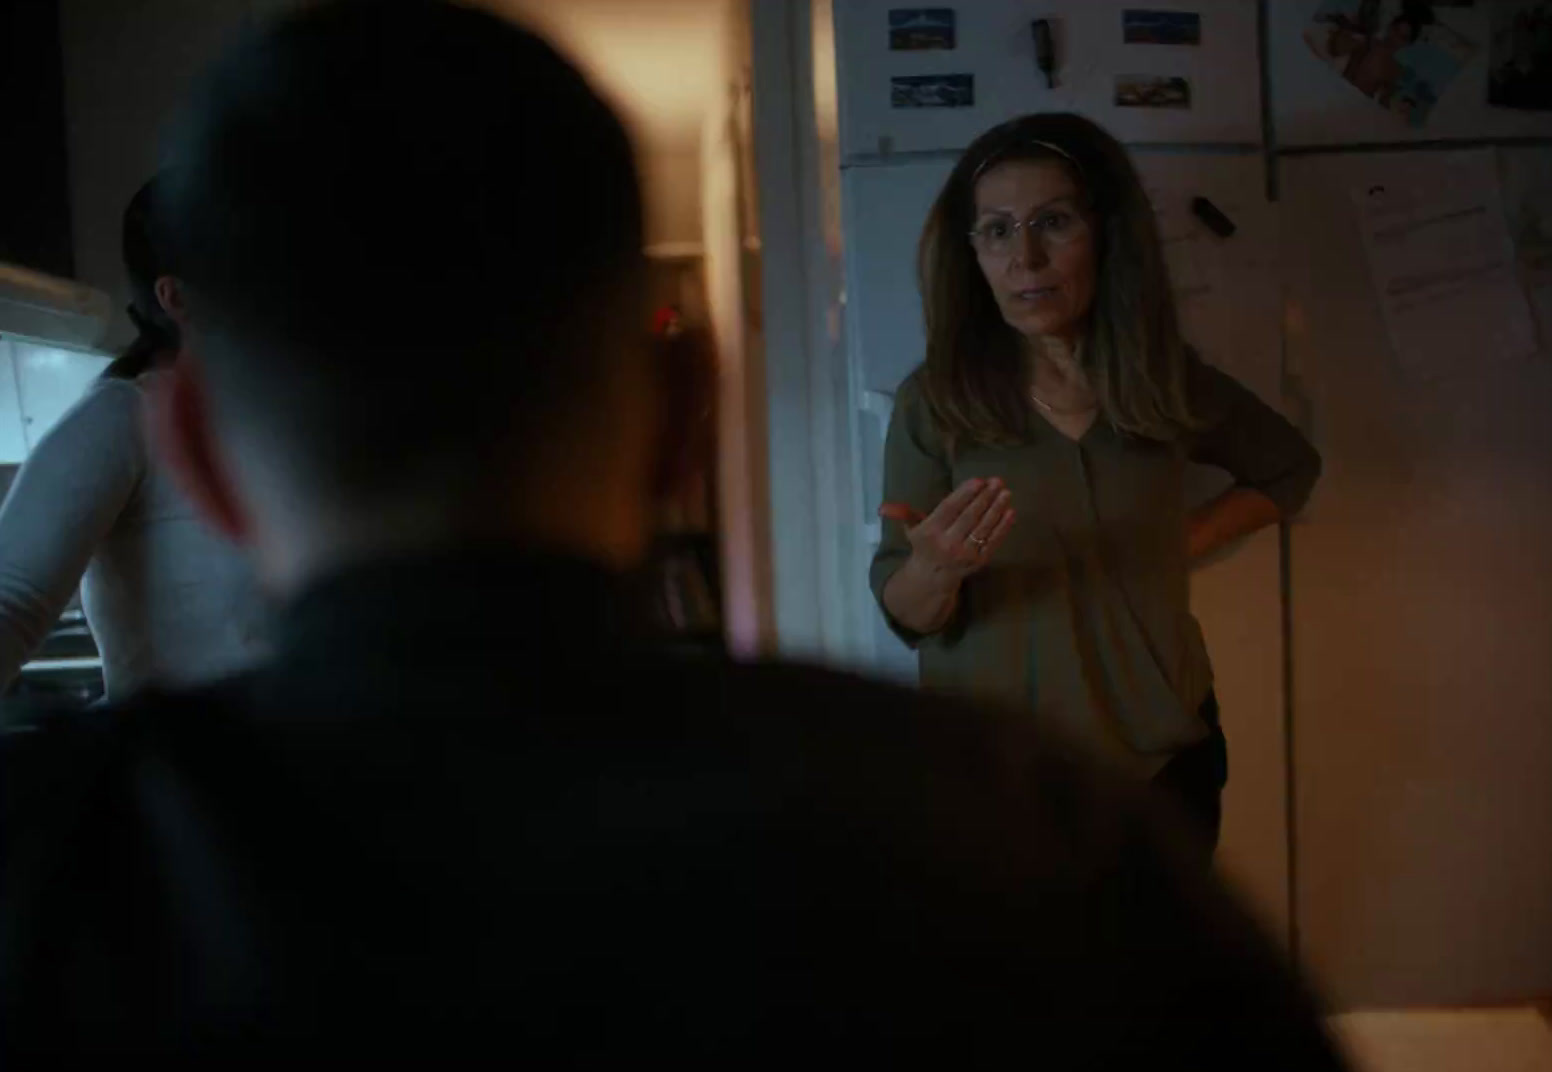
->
xmin=860 ymin=389 xmax=894 ymax=544
xmin=1282 ymin=371 xmax=1317 ymax=524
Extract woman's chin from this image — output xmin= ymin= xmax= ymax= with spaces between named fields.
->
xmin=1006 ymin=309 xmax=1078 ymax=340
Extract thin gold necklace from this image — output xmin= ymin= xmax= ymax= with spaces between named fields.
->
xmin=1030 ymin=386 xmax=1097 ymax=417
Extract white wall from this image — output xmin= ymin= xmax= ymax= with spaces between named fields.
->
xmin=641 ymin=147 xmax=705 ymax=248
xmin=490 ymin=0 xmax=725 ymax=249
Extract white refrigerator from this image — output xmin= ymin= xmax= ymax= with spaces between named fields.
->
xmin=829 ymin=0 xmax=1552 ymax=1008
xmin=832 ymin=0 xmax=1292 ymax=943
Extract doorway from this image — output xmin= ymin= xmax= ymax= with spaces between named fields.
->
xmin=491 ymin=0 xmax=769 ymax=654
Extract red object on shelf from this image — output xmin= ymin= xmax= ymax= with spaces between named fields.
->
xmin=652 ymin=304 xmax=683 ymax=338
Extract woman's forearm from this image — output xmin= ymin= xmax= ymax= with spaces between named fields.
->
xmin=1188 ymin=487 xmax=1282 ymax=561
xmin=882 ymin=554 xmax=963 ymax=636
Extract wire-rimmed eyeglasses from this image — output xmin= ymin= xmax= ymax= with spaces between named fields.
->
xmin=967 ymin=206 xmax=1089 ymax=259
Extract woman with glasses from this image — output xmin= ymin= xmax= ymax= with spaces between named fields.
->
xmin=871 ymin=114 xmax=1320 ymax=858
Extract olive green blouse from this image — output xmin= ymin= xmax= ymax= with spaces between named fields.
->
xmin=870 ymin=358 xmax=1321 ymax=778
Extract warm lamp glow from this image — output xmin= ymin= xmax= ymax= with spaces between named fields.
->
xmin=488 ymin=0 xmax=726 ymax=150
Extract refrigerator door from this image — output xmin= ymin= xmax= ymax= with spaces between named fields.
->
xmin=842 ymin=159 xmax=953 ymax=683
xmin=834 ymin=0 xmax=1262 ymax=160
xmin=1145 ymin=154 xmax=1290 ymax=943
xmin=1281 ymin=148 xmax=1552 ymax=1007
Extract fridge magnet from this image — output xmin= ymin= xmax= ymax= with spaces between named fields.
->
xmin=889 ymin=8 xmax=956 ymax=51
xmin=1114 ymin=74 xmax=1191 ymax=108
xmin=1190 ymin=196 xmax=1237 ymax=238
xmin=1122 ymin=10 xmax=1202 ymax=46
xmin=1488 ymin=1 xmax=1552 ymax=110
xmin=1032 ymin=18 xmax=1059 ymax=87
xmin=1302 ymin=0 xmax=1477 ymax=128
xmin=891 ymin=73 xmax=974 ymax=108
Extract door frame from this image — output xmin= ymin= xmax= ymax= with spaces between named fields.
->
xmin=745 ymin=0 xmax=867 ymax=665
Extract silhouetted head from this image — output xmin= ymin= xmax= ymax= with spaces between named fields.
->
xmin=153 ymin=0 xmax=690 ymax=590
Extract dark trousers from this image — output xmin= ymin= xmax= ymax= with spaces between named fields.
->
xmin=1152 ymin=692 xmax=1228 ymax=862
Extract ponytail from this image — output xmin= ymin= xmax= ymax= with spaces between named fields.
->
xmin=102 ymin=304 xmax=176 ymax=381
xmin=104 ymin=176 xmax=179 ymax=381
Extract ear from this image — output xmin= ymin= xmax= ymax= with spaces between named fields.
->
xmin=153 ymin=275 xmax=188 ymax=329
xmin=144 ymin=352 xmax=254 ymax=546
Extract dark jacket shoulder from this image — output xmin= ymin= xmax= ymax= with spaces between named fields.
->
xmin=1 ymin=650 xmax=1345 ymax=1066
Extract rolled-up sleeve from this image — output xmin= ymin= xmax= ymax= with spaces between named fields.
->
xmin=1186 ymin=357 xmax=1321 ymax=518
xmin=868 ymin=371 xmax=953 ymax=647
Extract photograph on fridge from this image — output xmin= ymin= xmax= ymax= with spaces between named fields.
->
xmin=1114 ymin=74 xmax=1192 ymax=108
xmin=891 ymin=73 xmax=974 ymax=108
xmin=1488 ymin=1 xmax=1552 ymax=110
xmin=1302 ymin=0 xmax=1477 ymax=127
xmin=1122 ymin=10 xmax=1202 ymax=46
xmin=888 ymin=8 xmax=956 ymax=51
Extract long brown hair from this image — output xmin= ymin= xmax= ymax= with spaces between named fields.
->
xmin=917 ymin=113 xmax=1195 ymax=445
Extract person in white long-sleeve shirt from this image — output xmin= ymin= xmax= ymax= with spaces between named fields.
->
xmin=0 ymin=179 xmax=267 ymax=700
